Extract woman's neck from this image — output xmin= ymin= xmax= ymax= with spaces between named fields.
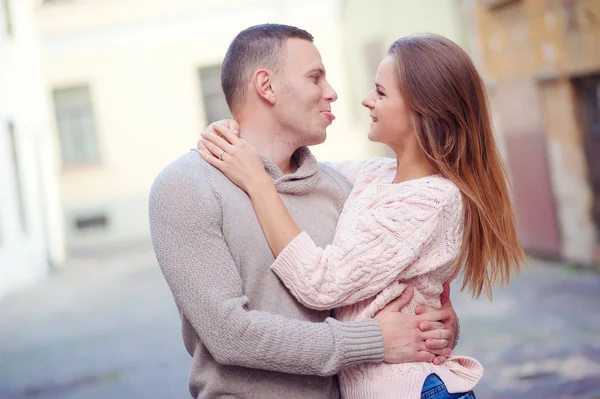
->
xmin=391 ymin=141 xmax=438 ymax=184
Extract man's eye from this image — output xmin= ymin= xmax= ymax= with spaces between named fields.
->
xmin=311 ymin=76 xmax=320 ymax=83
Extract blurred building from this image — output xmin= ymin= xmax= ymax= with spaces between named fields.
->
xmin=463 ymin=0 xmax=600 ymax=265
xmin=341 ymin=0 xmax=470 ymax=156
xmin=0 ymin=0 xmax=65 ymax=298
xmin=35 ymin=0 xmax=468 ymax=251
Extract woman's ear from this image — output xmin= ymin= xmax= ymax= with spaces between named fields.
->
xmin=252 ymin=69 xmax=276 ymax=105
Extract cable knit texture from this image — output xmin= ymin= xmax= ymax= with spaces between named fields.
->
xmin=272 ymin=158 xmax=483 ymax=399
xmin=149 ymin=148 xmax=385 ymax=399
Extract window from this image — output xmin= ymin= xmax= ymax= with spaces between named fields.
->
xmin=199 ymin=65 xmax=231 ymax=124
xmin=75 ymin=214 xmax=108 ymax=230
xmin=7 ymin=121 xmax=27 ymax=233
xmin=53 ymin=85 xmax=100 ymax=166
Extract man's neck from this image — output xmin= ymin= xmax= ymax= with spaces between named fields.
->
xmin=238 ymin=121 xmax=299 ymax=174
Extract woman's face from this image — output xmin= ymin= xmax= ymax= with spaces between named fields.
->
xmin=361 ymin=55 xmax=414 ymax=148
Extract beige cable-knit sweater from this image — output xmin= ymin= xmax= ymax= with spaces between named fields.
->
xmin=270 ymin=158 xmax=483 ymax=399
xmin=148 ymin=148 xmax=385 ymax=399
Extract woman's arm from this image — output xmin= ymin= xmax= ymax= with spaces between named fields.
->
xmin=266 ymin=192 xmax=453 ymax=310
xmin=247 ymin=181 xmax=462 ymax=311
xmin=246 ymin=183 xmax=302 ymax=256
xmin=198 ymin=124 xmax=461 ymax=310
xmin=225 ymin=181 xmax=455 ymax=311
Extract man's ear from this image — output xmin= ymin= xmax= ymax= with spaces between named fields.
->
xmin=252 ymin=69 xmax=276 ymax=105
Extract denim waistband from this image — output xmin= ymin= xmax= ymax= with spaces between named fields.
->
xmin=421 ymin=373 xmax=476 ymax=399
xmin=422 ymin=373 xmax=445 ymax=393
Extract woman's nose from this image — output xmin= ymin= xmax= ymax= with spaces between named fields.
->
xmin=361 ymin=95 xmax=374 ymax=109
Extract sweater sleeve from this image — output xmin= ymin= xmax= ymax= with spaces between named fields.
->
xmin=148 ymin=153 xmax=384 ymax=376
xmin=271 ymin=183 xmax=461 ymax=310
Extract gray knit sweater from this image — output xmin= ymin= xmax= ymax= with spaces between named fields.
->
xmin=149 ymin=147 xmax=385 ymax=399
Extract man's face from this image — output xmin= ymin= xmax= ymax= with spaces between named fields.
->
xmin=273 ymin=38 xmax=338 ymax=147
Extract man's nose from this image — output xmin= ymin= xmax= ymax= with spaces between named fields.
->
xmin=324 ymin=83 xmax=338 ymax=103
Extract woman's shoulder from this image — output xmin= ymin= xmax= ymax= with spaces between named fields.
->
xmin=428 ymin=176 xmax=461 ymax=200
xmin=354 ymin=157 xmax=396 ymax=182
xmin=361 ymin=157 xmax=396 ymax=172
xmin=421 ymin=175 xmax=460 ymax=194
xmin=386 ymin=175 xmax=462 ymax=210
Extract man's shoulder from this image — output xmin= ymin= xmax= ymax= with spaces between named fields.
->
xmin=317 ymin=162 xmax=351 ymax=188
xmin=156 ymin=149 xmax=205 ymax=176
xmin=150 ymin=150 xmax=216 ymax=201
xmin=153 ymin=149 xmax=210 ymax=183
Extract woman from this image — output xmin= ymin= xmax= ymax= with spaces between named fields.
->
xmin=198 ymin=34 xmax=526 ymax=399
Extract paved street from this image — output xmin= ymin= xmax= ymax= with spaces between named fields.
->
xmin=0 ymin=245 xmax=599 ymax=399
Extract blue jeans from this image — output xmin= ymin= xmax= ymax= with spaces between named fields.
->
xmin=421 ymin=374 xmax=476 ymax=399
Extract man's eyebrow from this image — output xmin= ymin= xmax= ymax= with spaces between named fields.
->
xmin=307 ymin=68 xmax=326 ymax=76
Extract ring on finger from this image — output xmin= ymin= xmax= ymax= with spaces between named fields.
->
xmin=219 ymin=150 xmax=225 ymax=161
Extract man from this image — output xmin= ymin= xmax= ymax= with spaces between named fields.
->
xmin=149 ymin=24 xmax=457 ymax=399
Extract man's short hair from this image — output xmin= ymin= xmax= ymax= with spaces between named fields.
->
xmin=221 ymin=24 xmax=314 ymax=114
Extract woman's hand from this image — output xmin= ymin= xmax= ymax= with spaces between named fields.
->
xmin=198 ymin=122 xmax=271 ymax=194
xmin=197 ymin=119 xmax=240 ymax=151
xmin=415 ymin=282 xmax=457 ymax=365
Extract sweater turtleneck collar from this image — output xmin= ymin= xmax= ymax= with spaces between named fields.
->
xmin=261 ymin=146 xmax=321 ymax=195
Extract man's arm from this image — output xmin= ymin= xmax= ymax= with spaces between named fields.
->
xmin=150 ymin=153 xmax=453 ymax=375
xmin=149 ymin=155 xmax=384 ymax=376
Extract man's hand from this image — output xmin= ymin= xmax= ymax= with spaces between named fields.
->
xmin=374 ymin=287 xmax=453 ymax=364
xmin=415 ymin=282 xmax=459 ymax=365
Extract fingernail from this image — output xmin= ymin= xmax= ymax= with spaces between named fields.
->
xmin=233 ymin=129 xmax=239 ymax=135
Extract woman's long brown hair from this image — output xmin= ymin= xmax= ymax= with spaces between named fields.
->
xmin=388 ymin=34 xmax=527 ymax=299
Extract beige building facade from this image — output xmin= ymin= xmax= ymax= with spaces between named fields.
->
xmin=36 ymin=0 xmax=469 ymax=251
